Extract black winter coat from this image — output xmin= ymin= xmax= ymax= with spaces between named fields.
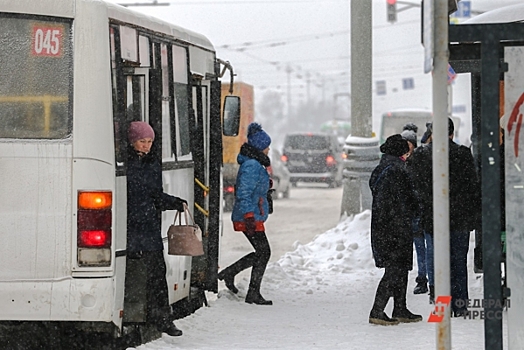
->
xmin=369 ymin=154 xmax=418 ymax=270
xmin=409 ymin=140 xmax=481 ymax=234
xmin=127 ymin=147 xmax=185 ymax=252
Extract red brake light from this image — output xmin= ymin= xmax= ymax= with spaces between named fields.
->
xmin=225 ymin=186 xmax=235 ymax=193
xmin=326 ymin=155 xmax=336 ymax=166
xmin=79 ymin=230 xmax=111 ymax=247
xmin=281 ymin=154 xmax=288 ymax=163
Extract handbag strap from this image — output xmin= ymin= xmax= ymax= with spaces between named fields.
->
xmin=172 ymin=203 xmax=195 ymax=225
xmin=183 ymin=203 xmax=196 ymax=225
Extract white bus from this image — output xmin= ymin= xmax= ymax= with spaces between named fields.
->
xmin=379 ymin=108 xmax=461 ymax=145
xmin=0 ymin=0 xmax=238 ymax=346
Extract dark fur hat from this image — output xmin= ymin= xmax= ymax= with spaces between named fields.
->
xmin=380 ymin=134 xmax=409 ymax=157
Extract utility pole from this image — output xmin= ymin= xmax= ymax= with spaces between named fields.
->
xmin=433 ymin=0 xmax=451 ymax=348
xmin=286 ymin=65 xmax=292 ymax=118
xmin=350 ymin=0 xmax=372 ymax=137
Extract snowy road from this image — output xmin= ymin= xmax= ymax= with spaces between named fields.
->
xmin=135 ymin=186 xmax=508 ymax=350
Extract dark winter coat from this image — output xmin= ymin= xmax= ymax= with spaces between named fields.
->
xmin=369 ymin=154 xmax=419 ymax=270
xmin=231 ymin=143 xmax=271 ymax=232
xmin=408 ymin=139 xmax=481 ymax=234
xmin=127 ymin=147 xmax=185 ymax=252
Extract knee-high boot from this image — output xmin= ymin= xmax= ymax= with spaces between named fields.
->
xmin=245 ymin=264 xmax=272 ymax=305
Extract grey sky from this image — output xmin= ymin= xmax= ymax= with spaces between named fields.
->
xmin=107 ymin=0 xmax=521 ymax=128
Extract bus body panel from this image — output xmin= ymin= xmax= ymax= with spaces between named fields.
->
xmin=0 ymin=142 xmax=73 ymax=281
xmin=0 ymin=0 xmax=74 ymax=18
xmin=73 ymin=0 xmax=115 ymax=165
xmin=0 ymin=278 xmax=114 ymax=321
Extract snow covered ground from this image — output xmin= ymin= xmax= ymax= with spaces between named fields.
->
xmin=135 ymin=211 xmax=507 ymax=350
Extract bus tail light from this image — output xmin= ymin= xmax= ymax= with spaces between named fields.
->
xmin=77 ymin=191 xmax=112 ymax=267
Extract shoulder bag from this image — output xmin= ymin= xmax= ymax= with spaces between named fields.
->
xmin=167 ymin=203 xmax=204 ymax=256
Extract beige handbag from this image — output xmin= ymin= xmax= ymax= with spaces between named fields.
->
xmin=167 ymin=203 xmax=204 ymax=256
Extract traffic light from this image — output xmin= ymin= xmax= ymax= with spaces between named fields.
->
xmin=387 ymin=0 xmax=397 ymax=23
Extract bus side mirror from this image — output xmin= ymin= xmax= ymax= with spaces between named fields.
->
xmin=223 ymin=96 xmax=240 ymax=136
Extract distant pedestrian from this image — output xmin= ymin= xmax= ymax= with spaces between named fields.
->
xmin=401 ymin=125 xmax=429 ymax=295
xmin=218 ymin=123 xmax=274 ymax=305
xmin=409 ymin=118 xmax=481 ymax=316
xmin=369 ymin=134 xmax=423 ymax=325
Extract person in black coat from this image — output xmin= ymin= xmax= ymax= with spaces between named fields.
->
xmin=409 ymin=118 xmax=481 ymax=315
xmin=368 ymin=134 xmax=423 ymax=325
xmin=126 ymin=121 xmax=187 ymax=336
xmin=402 ymin=125 xmax=429 ymax=295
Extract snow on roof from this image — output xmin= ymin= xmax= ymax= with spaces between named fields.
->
xmin=464 ymin=4 xmax=524 ymax=24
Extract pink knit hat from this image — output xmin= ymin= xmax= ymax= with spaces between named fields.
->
xmin=128 ymin=121 xmax=155 ymax=144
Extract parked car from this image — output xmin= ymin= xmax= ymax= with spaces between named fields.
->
xmin=268 ymin=149 xmax=291 ymax=199
xmin=281 ymin=132 xmax=344 ymax=188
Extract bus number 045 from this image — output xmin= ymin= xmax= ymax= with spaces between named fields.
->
xmin=32 ymin=26 xmax=62 ymax=57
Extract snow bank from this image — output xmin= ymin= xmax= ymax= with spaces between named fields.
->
xmin=264 ymin=210 xmax=375 ymax=291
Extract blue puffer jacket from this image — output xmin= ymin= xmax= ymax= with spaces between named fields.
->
xmin=231 ymin=144 xmax=271 ymax=232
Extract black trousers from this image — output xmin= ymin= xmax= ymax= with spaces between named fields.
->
xmin=141 ymin=250 xmax=172 ymax=325
xmin=222 ymin=231 xmax=271 ymax=294
xmin=371 ymin=266 xmax=408 ymax=313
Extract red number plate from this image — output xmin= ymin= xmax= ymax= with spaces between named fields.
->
xmin=32 ymin=25 xmax=63 ymax=57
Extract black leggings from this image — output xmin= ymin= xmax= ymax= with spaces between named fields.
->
xmin=223 ymin=231 xmax=271 ymax=293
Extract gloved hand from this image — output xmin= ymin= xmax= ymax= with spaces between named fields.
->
xmin=175 ymin=198 xmax=188 ymax=212
xmin=244 ymin=215 xmax=256 ymax=235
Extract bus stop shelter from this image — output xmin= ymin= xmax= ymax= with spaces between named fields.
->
xmin=449 ymin=12 xmax=524 ymax=350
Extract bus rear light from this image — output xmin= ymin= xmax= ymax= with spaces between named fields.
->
xmin=326 ymin=155 xmax=336 ymax=166
xmin=281 ymin=154 xmax=288 ymax=163
xmin=78 ymin=229 xmax=111 ymax=248
xmin=78 ymin=191 xmax=112 ymax=209
xmin=77 ymin=190 xmax=112 ymax=267
xmin=224 ymin=185 xmax=234 ymax=193
xmin=78 ymin=209 xmax=111 ymax=228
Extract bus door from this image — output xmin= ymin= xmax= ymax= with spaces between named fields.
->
xmin=118 ymin=67 xmax=151 ymax=323
xmin=190 ymin=78 xmax=221 ymax=293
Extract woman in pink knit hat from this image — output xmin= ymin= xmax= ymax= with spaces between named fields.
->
xmin=126 ymin=121 xmax=187 ymax=336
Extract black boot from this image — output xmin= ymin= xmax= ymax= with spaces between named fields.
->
xmin=245 ymin=262 xmax=272 ymax=305
xmin=392 ymin=308 xmax=423 ymax=323
xmin=369 ymin=310 xmax=399 ymax=326
xmin=413 ymin=276 xmax=428 ymax=295
xmin=217 ymin=270 xmax=238 ymax=294
xmin=156 ymin=319 xmax=183 ymax=337
xmin=245 ymin=292 xmax=273 ymax=305
xmin=429 ymin=285 xmax=435 ymax=304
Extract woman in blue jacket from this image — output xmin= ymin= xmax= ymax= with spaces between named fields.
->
xmin=218 ymin=123 xmax=273 ymax=305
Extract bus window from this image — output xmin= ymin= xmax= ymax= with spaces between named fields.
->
xmin=160 ymin=43 xmax=174 ymax=160
xmin=172 ymin=45 xmax=190 ymax=157
xmin=0 ymin=15 xmax=72 ymax=139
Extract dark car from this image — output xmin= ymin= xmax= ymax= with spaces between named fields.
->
xmin=268 ymin=149 xmax=291 ymax=199
xmin=281 ymin=132 xmax=344 ymax=187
